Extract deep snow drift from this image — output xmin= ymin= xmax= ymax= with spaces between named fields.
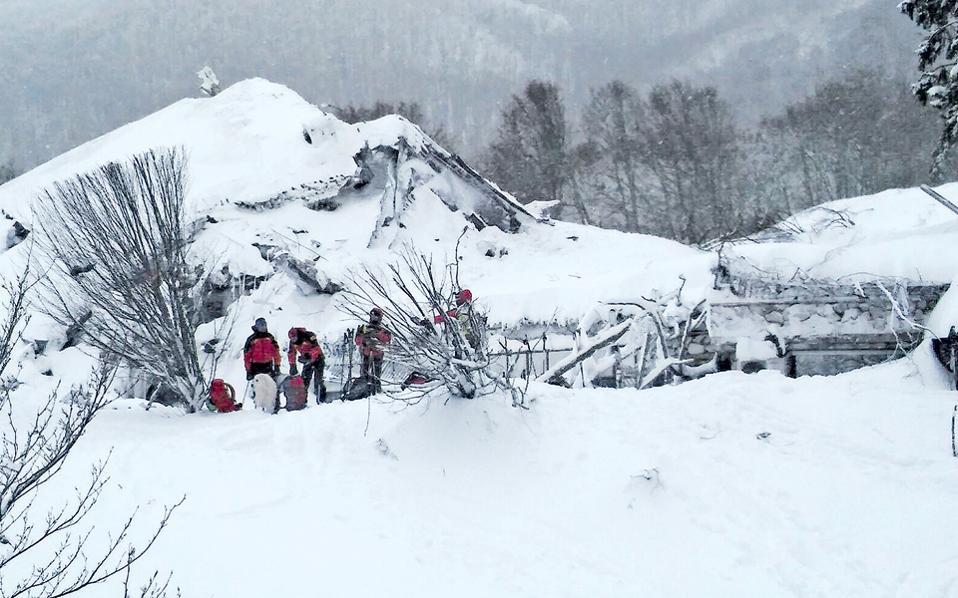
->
xmin=33 ymin=356 xmax=958 ymax=598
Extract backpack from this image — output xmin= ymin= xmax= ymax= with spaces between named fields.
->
xmin=283 ymin=375 xmax=308 ymax=411
xmin=209 ymin=378 xmax=238 ymax=413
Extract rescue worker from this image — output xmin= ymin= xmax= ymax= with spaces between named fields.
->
xmin=354 ymin=307 xmax=392 ymax=394
xmin=288 ymin=327 xmax=327 ymax=403
xmin=243 ymin=317 xmax=282 ymax=380
xmin=434 ymin=289 xmax=479 ymax=349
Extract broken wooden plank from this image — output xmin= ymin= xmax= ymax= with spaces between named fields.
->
xmin=538 ymin=320 xmax=633 ymax=386
xmin=921 ymin=184 xmax=958 ymax=217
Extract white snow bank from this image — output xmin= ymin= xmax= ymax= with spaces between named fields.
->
xmin=730 ymin=183 xmax=958 ymax=283
xmin=23 ymin=356 xmax=957 ymax=597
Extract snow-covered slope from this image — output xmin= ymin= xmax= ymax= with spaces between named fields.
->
xmin=25 ymin=356 xmax=958 ymax=597
xmin=0 ymin=78 xmax=713 ymax=336
xmin=6 ymin=79 xmax=958 ymax=598
xmin=727 ymin=183 xmax=958 ymax=283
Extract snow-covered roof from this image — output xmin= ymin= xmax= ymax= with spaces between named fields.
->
xmin=727 ymin=183 xmax=958 ymax=284
xmin=0 ymin=79 xmax=713 ymax=336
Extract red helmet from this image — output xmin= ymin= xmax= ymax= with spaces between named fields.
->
xmin=369 ymin=307 xmax=384 ymax=323
xmin=456 ymin=289 xmax=473 ymax=306
xmin=288 ymin=327 xmax=299 ymax=340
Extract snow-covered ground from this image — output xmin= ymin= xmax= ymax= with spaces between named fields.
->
xmin=729 ymin=184 xmax=958 ymax=283
xmin=26 ymin=350 xmax=957 ymax=598
xmin=4 ymin=78 xmax=958 ymax=597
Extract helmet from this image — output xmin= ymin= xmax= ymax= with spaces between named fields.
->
xmin=253 ymin=317 xmax=268 ymax=332
xmin=288 ymin=327 xmax=299 ymax=340
xmin=456 ymin=289 xmax=473 ymax=306
xmin=369 ymin=307 xmax=384 ymax=323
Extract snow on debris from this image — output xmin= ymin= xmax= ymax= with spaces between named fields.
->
xmin=727 ymin=183 xmax=958 ymax=283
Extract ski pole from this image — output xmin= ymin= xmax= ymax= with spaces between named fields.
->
xmin=952 ymin=405 xmax=957 ymax=459
xmin=240 ymin=379 xmax=251 ymax=407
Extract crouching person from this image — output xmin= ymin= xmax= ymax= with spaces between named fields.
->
xmin=207 ymin=378 xmax=241 ymax=413
xmin=288 ymin=327 xmax=327 ymax=403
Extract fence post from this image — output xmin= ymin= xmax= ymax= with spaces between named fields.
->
xmin=543 ymin=332 xmax=550 ymax=371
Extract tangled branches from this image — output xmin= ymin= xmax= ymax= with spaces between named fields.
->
xmin=340 ymin=248 xmax=523 ymax=406
xmin=33 ymin=148 xmax=206 ymax=410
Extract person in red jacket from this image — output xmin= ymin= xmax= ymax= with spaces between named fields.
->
xmin=434 ymin=288 xmax=473 ymax=324
xmin=354 ymin=307 xmax=391 ymax=394
xmin=243 ymin=317 xmax=281 ymax=380
xmin=287 ymin=327 xmax=326 ymax=403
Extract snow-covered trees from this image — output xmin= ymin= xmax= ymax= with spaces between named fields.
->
xmin=484 ymin=70 xmax=943 ymax=243
xmin=484 ymin=81 xmax=590 ymax=223
xmin=900 ymin=0 xmax=958 ymax=168
xmin=0 ymin=161 xmax=16 ymax=185
xmin=33 ymin=148 xmax=207 ymax=410
xmin=0 ymin=265 xmax=179 ymax=598
xmin=758 ymin=70 xmax=946 ymax=207
xmin=196 ymin=66 xmax=220 ymax=98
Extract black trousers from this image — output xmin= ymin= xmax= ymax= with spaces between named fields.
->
xmin=361 ymin=355 xmax=383 ymax=394
xmin=302 ymin=359 xmax=325 ymax=400
xmin=248 ymin=362 xmax=275 ymax=378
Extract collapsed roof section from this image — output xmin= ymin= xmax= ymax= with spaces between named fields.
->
xmin=303 ymin=115 xmax=538 ymax=248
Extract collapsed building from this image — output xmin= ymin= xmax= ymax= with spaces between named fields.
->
xmin=708 ymin=255 xmax=949 ymax=377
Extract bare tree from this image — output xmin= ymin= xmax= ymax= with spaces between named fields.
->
xmin=340 ymin=247 xmax=523 ymax=406
xmin=632 ymin=80 xmax=749 ymax=244
xmin=0 ymin=161 xmax=16 ymax=186
xmin=483 ymin=81 xmax=576 ymax=220
xmin=582 ymin=80 xmax=647 ymax=232
xmin=757 ymin=70 xmax=946 ymax=207
xmin=33 ymin=148 xmax=207 ymax=411
xmin=0 ymin=264 xmax=181 ymax=598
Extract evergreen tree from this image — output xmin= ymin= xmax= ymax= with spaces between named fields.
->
xmin=900 ymin=0 xmax=958 ymax=169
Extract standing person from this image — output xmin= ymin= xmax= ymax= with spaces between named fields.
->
xmin=243 ymin=317 xmax=281 ymax=381
xmin=354 ymin=307 xmax=392 ymax=395
xmin=434 ymin=289 xmax=478 ymax=349
xmin=287 ymin=327 xmax=327 ymax=403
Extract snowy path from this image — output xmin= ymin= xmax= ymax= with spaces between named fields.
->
xmin=44 ymin=359 xmax=958 ymax=597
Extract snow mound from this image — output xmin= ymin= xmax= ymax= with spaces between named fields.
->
xmin=0 ymin=78 xmax=713 ymax=401
xmin=728 ymin=183 xmax=958 ymax=283
xmin=30 ymin=358 xmax=958 ymax=597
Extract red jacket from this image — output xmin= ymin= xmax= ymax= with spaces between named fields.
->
xmin=434 ymin=309 xmax=459 ymax=324
xmin=244 ymin=331 xmax=281 ymax=371
xmin=288 ymin=329 xmax=325 ymax=365
xmin=355 ymin=324 xmax=391 ymax=357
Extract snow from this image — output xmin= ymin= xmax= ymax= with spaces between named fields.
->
xmin=729 ymin=183 xmax=958 ymax=283
xmin=5 ymin=77 xmax=958 ymax=596
xmin=6 ymin=356 xmax=953 ymax=597
xmin=0 ymin=78 xmax=711 ymax=332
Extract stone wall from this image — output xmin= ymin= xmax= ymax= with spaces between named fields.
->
xmin=710 ymin=280 xmax=947 ymax=343
xmin=708 ymin=271 xmax=950 ymax=377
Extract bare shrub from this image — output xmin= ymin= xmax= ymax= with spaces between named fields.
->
xmin=33 ymin=148 xmax=206 ymax=410
xmin=340 ymin=248 xmax=523 ymax=406
xmin=0 ymin=265 xmax=181 ymax=598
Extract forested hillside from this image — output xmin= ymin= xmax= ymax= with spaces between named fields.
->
xmin=0 ymin=0 xmax=919 ymax=170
